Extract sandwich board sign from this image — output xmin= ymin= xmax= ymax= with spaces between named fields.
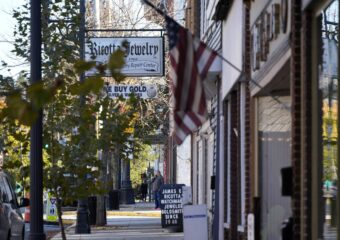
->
xmin=183 ymin=204 xmax=208 ymax=240
xmin=160 ymin=184 xmax=185 ymax=231
xmin=46 ymin=193 xmax=58 ymax=222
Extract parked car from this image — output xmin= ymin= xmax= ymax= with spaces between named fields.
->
xmin=0 ymin=170 xmax=29 ymax=240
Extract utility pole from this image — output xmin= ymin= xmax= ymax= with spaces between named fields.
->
xmin=29 ymin=0 xmax=45 ymax=239
xmin=75 ymin=0 xmax=91 ymax=234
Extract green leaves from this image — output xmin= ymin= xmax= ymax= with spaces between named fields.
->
xmin=73 ymin=60 xmax=97 ymax=75
xmin=108 ymin=49 xmax=126 ymax=82
xmin=69 ymin=76 xmax=104 ymax=95
xmin=3 ymin=92 xmax=36 ymax=126
xmin=27 ymin=82 xmax=54 ymax=108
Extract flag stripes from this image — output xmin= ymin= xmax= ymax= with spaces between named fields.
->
xmin=166 ymin=17 xmax=218 ymax=144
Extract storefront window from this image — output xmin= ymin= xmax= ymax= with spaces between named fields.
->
xmin=318 ymin=1 xmax=338 ymax=238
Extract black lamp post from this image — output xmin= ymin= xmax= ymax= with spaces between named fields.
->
xmin=29 ymin=0 xmax=45 ymax=239
xmin=75 ymin=0 xmax=91 ymax=234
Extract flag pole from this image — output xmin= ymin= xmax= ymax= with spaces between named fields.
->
xmin=142 ymin=0 xmax=170 ymax=18
xmin=142 ymin=0 xmax=290 ymax=112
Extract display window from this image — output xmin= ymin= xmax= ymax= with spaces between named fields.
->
xmin=317 ymin=1 xmax=339 ymax=238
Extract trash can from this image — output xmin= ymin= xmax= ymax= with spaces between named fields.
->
xmin=88 ymin=196 xmax=97 ymax=225
xmin=108 ymin=190 xmax=120 ymax=210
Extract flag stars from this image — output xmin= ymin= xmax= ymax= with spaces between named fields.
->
xmin=166 ymin=18 xmax=180 ymax=49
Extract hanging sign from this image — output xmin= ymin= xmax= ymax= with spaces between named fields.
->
xmin=106 ymin=84 xmax=158 ymax=99
xmin=160 ymin=184 xmax=185 ymax=230
xmin=85 ymin=37 xmax=164 ymax=77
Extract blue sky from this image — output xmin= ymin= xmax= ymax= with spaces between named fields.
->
xmin=0 ymin=0 xmax=27 ymax=77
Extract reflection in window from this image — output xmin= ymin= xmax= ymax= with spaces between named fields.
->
xmin=319 ymin=0 xmax=338 ymax=238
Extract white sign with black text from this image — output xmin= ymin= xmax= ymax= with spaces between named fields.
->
xmin=106 ymin=85 xmax=157 ymax=99
xmin=85 ymin=37 xmax=164 ymax=77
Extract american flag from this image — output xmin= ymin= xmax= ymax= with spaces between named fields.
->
xmin=166 ymin=16 xmax=218 ymax=145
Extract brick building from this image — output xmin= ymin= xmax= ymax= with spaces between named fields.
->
xmin=180 ymin=0 xmax=339 ymax=239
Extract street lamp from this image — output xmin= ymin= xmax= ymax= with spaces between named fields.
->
xmin=75 ymin=0 xmax=91 ymax=234
xmin=29 ymin=0 xmax=45 ymax=239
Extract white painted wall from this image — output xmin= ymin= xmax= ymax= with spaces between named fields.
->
xmin=221 ymin=1 xmax=243 ymax=99
xmin=176 ymin=136 xmax=191 ymax=186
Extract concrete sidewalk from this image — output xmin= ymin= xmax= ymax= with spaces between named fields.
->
xmin=51 ymin=201 xmax=184 ymax=240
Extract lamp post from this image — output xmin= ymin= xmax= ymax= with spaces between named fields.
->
xmin=120 ymin=137 xmax=135 ymax=204
xmin=29 ymin=0 xmax=45 ymax=239
xmin=75 ymin=0 xmax=91 ymax=234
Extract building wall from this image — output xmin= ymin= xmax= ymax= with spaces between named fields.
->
xmin=248 ymin=1 xmax=293 ymax=239
xmin=221 ymin=0 xmax=243 ymax=97
xmin=257 ymin=96 xmax=292 ymax=240
xmin=210 ymin=0 xmax=338 ymax=239
xmin=258 ymin=97 xmax=291 ymax=132
xmin=218 ymin=1 xmax=245 ymax=239
xmin=176 ymin=137 xmax=191 ymax=186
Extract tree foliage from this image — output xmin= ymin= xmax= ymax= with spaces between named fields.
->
xmin=130 ymin=144 xmax=158 ymax=189
xmin=0 ymin=0 xmax=170 ymax=237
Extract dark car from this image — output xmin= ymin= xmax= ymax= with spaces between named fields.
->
xmin=0 ymin=171 xmax=29 ymax=240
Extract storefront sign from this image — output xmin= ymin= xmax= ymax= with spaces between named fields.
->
xmin=106 ymin=85 xmax=157 ymax=99
xmin=252 ymin=3 xmax=286 ymax=71
xmin=160 ymin=184 xmax=185 ymax=229
xmin=85 ymin=37 xmax=164 ymax=76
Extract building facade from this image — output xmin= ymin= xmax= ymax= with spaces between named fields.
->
xmin=182 ymin=0 xmax=339 ymax=239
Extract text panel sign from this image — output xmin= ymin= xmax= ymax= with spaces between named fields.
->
xmin=106 ymin=85 xmax=157 ymax=99
xmin=160 ymin=184 xmax=184 ymax=229
xmin=85 ymin=37 xmax=164 ymax=76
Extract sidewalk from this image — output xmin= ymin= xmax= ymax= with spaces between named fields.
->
xmin=51 ymin=201 xmax=184 ymax=240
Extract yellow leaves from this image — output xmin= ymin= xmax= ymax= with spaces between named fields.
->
xmin=0 ymin=98 xmax=6 ymax=109
xmin=124 ymin=127 xmax=134 ymax=134
xmin=2 ymin=48 xmax=127 ymax=126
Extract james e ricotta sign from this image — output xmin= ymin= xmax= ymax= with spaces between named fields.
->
xmin=85 ymin=37 xmax=164 ymax=77
xmin=160 ymin=184 xmax=184 ymax=230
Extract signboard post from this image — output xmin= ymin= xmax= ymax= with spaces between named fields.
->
xmin=160 ymin=184 xmax=184 ymax=231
